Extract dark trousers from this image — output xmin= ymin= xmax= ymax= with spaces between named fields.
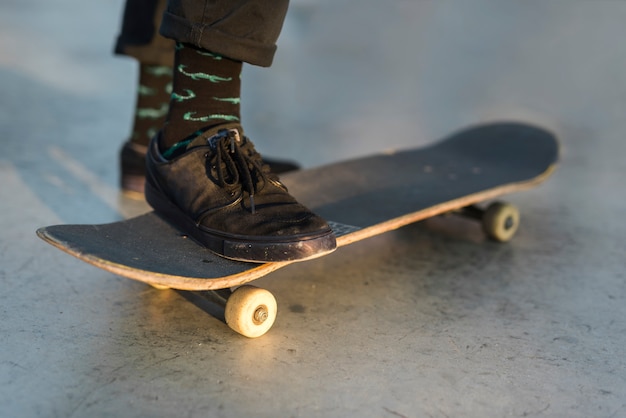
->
xmin=115 ymin=0 xmax=289 ymax=67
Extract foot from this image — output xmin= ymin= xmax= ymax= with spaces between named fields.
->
xmin=144 ymin=125 xmax=336 ymax=262
xmin=120 ymin=139 xmax=300 ymax=197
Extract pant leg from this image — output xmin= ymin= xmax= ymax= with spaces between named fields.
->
xmin=115 ymin=0 xmax=174 ymax=66
xmin=160 ymin=0 xmax=289 ymax=67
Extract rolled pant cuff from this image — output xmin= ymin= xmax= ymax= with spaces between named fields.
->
xmin=114 ymin=37 xmax=174 ymax=66
xmin=160 ymin=11 xmax=277 ymax=67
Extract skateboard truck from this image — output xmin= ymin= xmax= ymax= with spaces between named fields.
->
xmin=458 ymin=201 xmax=521 ymax=242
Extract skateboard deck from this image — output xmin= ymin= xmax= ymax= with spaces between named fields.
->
xmin=37 ymin=122 xmax=559 ymax=337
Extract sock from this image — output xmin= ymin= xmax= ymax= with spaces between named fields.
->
xmin=130 ymin=64 xmax=172 ymax=146
xmin=161 ymin=42 xmax=242 ymax=150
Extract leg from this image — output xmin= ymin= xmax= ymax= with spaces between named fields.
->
xmin=115 ymin=0 xmax=298 ymax=196
xmin=115 ymin=0 xmax=174 ymax=196
xmin=157 ymin=0 xmax=290 ymax=147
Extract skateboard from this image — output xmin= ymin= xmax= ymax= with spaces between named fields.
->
xmin=37 ymin=122 xmax=559 ymax=337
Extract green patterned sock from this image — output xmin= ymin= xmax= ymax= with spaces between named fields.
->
xmin=161 ymin=42 xmax=242 ymax=149
xmin=130 ymin=64 xmax=172 ymax=146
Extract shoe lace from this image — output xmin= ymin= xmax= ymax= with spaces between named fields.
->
xmin=207 ymin=129 xmax=274 ymax=214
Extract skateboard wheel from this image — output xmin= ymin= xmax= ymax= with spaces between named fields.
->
xmin=482 ymin=201 xmax=520 ymax=242
xmin=224 ymin=286 xmax=277 ymax=338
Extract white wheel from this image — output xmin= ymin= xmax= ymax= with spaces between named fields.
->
xmin=482 ymin=201 xmax=520 ymax=242
xmin=224 ymin=286 xmax=277 ymax=338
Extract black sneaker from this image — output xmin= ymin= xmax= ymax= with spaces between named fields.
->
xmin=144 ymin=126 xmax=336 ymax=262
xmin=119 ymin=139 xmax=300 ymax=198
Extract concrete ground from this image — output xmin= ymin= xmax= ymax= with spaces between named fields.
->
xmin=2 ymin=0 xmax=625 ymax=417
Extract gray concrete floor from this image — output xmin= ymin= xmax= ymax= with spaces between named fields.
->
xmin=2 ymin=0 xmax=626 ymax=417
